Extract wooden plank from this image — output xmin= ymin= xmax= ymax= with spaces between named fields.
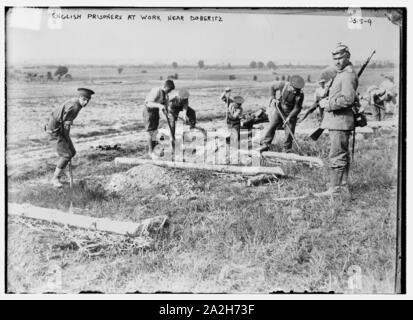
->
xmin=8 ymin=203 xmax=168 ymax=237
xmin=368 ymin=120 xmax=397 ymax=128
xmin=114 ymin=157 xmax=285 ymax=177
xmin=261 ymin=151 xmax=324 ymax=167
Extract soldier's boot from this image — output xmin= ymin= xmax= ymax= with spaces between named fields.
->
xmin=340 ymin=165 xmax=351 ymax=197
xmin=51 ymin=167 xmax=63 ymax=188
xmin=316 ymin=170 xmax=342 ymax=197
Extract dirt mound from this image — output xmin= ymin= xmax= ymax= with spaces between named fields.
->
xmin=106 ymin=164 xmax=172 ymax=193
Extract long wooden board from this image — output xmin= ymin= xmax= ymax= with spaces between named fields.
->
xmin=114 ymin=157 xmax=285 ymax=176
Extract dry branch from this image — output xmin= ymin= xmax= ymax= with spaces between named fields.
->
xmin=8 ymin=203 xmax=168 ymax=237
xmin=114 ymin=157 xmax=285 ymax=177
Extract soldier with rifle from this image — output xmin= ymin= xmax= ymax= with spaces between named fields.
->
xmin=317 ymin=43 xmax=358 ymax=197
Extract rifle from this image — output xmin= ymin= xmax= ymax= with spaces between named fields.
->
xmin=309 ymin=50 xmax=376 ymax=141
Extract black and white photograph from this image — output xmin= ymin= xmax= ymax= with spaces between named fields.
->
xmin=3 ymin=4 xmax=406 ymax=296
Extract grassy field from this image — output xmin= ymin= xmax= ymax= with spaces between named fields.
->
xmin=6 ymin=66 xmax=399 ymax=293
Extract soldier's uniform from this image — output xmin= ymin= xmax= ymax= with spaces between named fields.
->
xmin=320 ymin=44 xmax=358 ymax=195
xmin=45 ymin=88 xmax=94 ymax=187
xmin=379 ymin=75 xmax=398 ymax=113
xmin=47 ymin=98 xmax=82 ymax=169
xmin=367 ymin=86 xmax=386 ymax=121
xmin=221 ymin=92 xmax=244 ymax=143
xmin=314 ymin=80 xmax=328 ymax=121
xmin=261 ymin=75 xmax=304 ymax=152
xmin=143 ymin=80 xmax=175 ymax=154
xmin=167 ymin=89 xmax=197 ymax=136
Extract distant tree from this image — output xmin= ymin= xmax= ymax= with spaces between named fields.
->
xmin=64 ymin=74 xmax=73 ymax=80
xmin=172 ymin=62 xmax=178 ymax=69
xmin=253 ymin=75 xmax=258 ymax=81
xmin=227 ymin=63 xmax=232 ymax=69
xmin=54 ymin=66 xmax=68 ymax=80
xmin=229 ymin=75 xmax=236 ymax=80
xmin=275 ymin=76 xmax=280 ymax=81
xmin=46 ymin=71 xmax=53 ymax=81
xmin=117 ymin=67 xmax=124 ymax=75
xmin=267 ymin=61 xmax=276 ymax=69
xmin=287 ymin=75 xmax=291 ymax=81
xmin=307 ymin=74 xmax=311 ymax=83
xmin=249 ymin=61 xmax=257 ymax=68
xmin=281 ymin=75 xmax=285 ymax=81
xmin=257 ymin=61 xmax=265 ymax=69
xmin=198 ymin=60 xmax=205 ymax=69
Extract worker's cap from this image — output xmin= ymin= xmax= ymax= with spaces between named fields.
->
xmin=318 ymin=79 xmax=326 ymax=84
xmin=332 ymin=43 xmax=350 ymax=59
xmin=177 ymin=89 xmax=190 ymax=99
xmin=290 ymin=75 xmax=305 ymax=89
xmin=233 ymin=96 xmax=244 ymax=104
xmin=77 ymin=88 xmax=95 ymax=99
xmin=164 ymin=79 xmax=175 ymax=90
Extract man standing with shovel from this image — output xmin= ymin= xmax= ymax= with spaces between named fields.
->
xmin=143 ymin=80 xmax=175 ymax=159
xmin=45 ymin=88 xmax=95 ymax=188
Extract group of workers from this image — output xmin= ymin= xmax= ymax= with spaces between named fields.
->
xmin=44 ymin=43 xmax=397 ymax=197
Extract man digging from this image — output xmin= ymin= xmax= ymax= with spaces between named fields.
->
xmin=143 ymin=79 xmax=175 ymax=159
xmin=167 ymin=88 xmax=197 ymax=137
xmin=220 ymin=88 xmax=244 ymax=163
xmin=45 ymin=88 xmax=95 ymax=188
xmin=300 ymin=79 xmax=328 ymax=123
xmin=260 ymin=75 xmax=305 ymax=153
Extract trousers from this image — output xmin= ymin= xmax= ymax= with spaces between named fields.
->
xmin=262 ymin=104 xmax=297 ymax=150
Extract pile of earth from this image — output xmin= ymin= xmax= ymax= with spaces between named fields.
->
xmin=105 ymin=164 xmax=174 ymax=194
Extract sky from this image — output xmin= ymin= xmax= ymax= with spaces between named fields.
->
xmin=6 ymin=7 xmax=400 ymax=66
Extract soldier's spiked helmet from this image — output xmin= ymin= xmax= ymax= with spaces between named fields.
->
xmin=332 ymin=43 xmax=350 ymax=59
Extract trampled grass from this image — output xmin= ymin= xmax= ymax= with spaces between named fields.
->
xmin=7 ymin=127 xmax=398 ymax=293
xmin=6 ymin=65 xmax=399 ymax=293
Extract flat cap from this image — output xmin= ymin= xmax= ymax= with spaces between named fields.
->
xmin=318 ymin=79 xmax=326 ymax=83
xmin=164 ymin=79 xmax=175 ymax=90
xmin=233 ymin=96 xmax=244 ymax=104
xmin=290 ymin=75 xmax=305 ymax=89
xmin=177 ymin=88 xmax=190 ymax=99
xmin=332 ymin=43 xmax=350 ymax=58
xmin=77 ymin=88 xmax=95 ymax=98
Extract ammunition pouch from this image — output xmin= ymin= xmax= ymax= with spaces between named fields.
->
xmin=354 ymin=111 xmax=367 ymax=127
xmin=352 ymin=98 xmax=367 ymax=128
